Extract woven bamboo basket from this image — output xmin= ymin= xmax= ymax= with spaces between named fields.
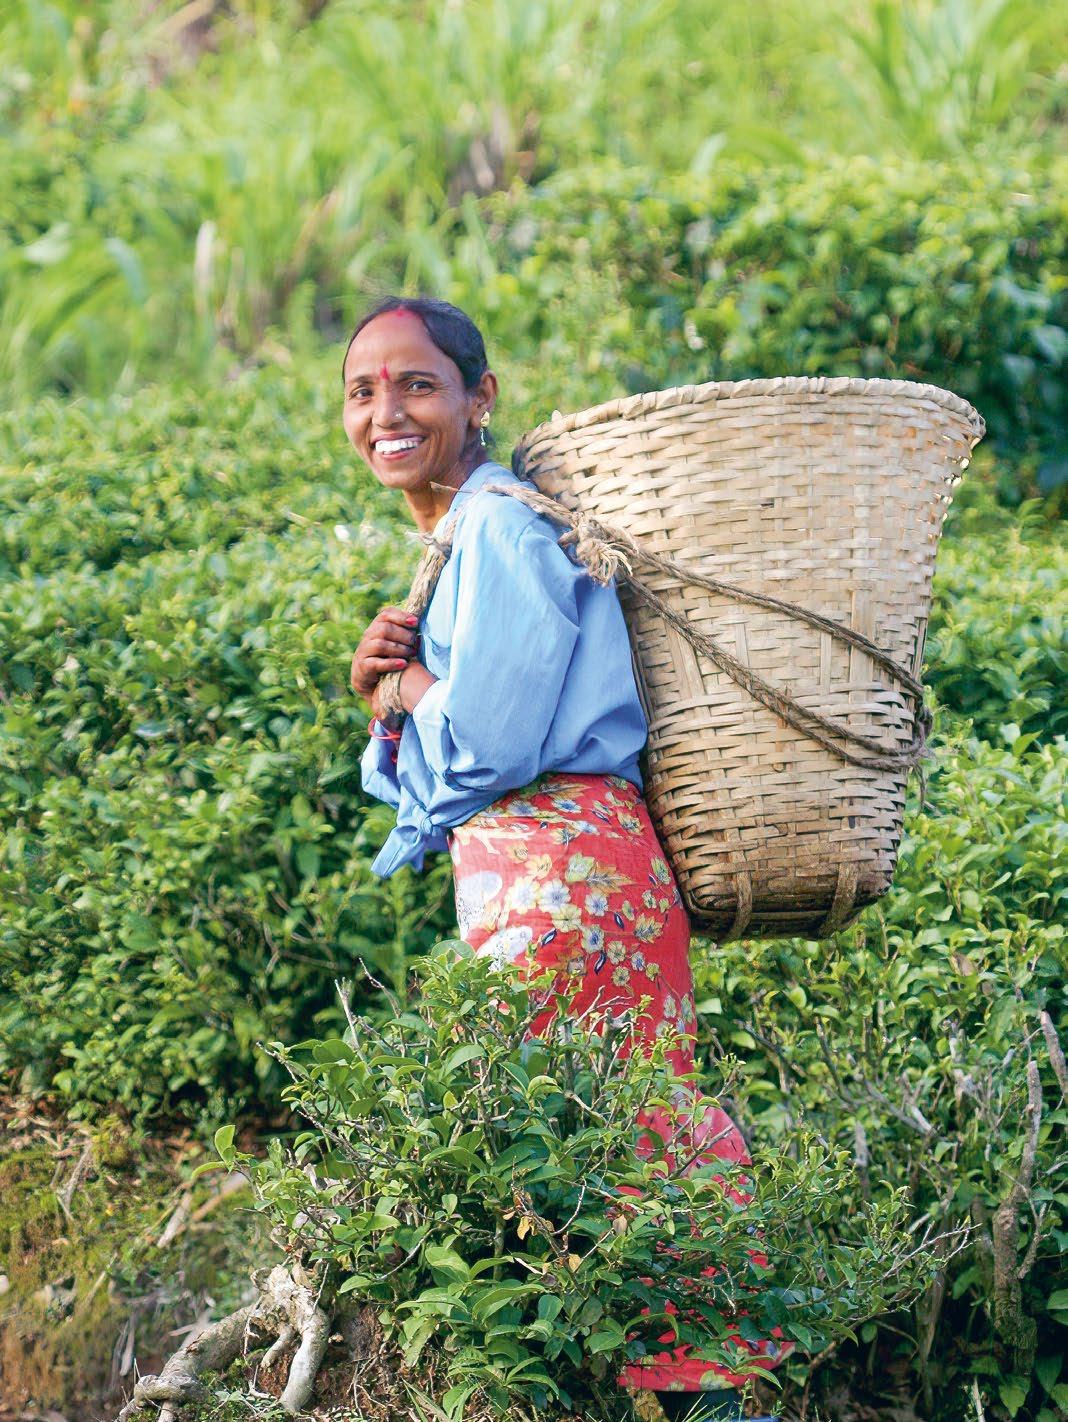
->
xmin=512 ymin=376 xmax=985 ymax=941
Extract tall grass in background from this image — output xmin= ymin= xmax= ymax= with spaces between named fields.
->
xmin=1 ymin=0 xmax=1063 ymax=402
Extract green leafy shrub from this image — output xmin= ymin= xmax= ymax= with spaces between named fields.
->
xmin=206 ymin=945 xmax=937 ymax=1419
xmin=692 ymin=727 xmax=1067 ymax=1420
xmin=468 ymin=156 xmax=1068 ymax=496
xmin=1 ymin=363 xmax=1062 ymax=1148
xmin=926 ymin=497 xmax=1068 ymax=743
xmin=0 ymin=370 xmax=455 ymax=1127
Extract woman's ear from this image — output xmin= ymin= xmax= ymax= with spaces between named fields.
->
xmin=476 ymin=369 xmax=499 ymax=422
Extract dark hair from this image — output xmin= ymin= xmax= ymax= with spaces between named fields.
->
xmin=341 ymin=295 xmax=490 ymax=391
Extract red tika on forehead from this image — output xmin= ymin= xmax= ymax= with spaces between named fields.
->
xmin=376 ymin=307 xmax=423 ymax=324
xmin=379 ymin=364 xmax=390 ymax=381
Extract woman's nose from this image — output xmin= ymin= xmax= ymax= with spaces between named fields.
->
xmin=373 ymin=389 xmax=405 ymax=427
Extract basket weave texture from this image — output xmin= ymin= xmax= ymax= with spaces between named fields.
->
xmin=512 ymin=376 xmax=986 ymax=940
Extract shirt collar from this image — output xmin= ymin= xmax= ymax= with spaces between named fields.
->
xmin=431 ymin=459 xmax=516 ymax=540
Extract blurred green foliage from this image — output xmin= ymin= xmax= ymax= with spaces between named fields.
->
xmin=1 ymin=0 xmax=1066 ymax=501
xmin=469 ymin=160 xmax=1067 ymax=494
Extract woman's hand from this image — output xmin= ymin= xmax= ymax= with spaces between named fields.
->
xmin=370 ymin=660 xmax=438 ymax=721
xmin=350 ymin=607 xmax=419 ymax=701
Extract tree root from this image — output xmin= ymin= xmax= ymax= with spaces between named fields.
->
xmin=116 ymin=1264 xmax=332 ymax=1420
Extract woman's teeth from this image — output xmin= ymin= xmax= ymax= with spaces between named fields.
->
xmin=376 ymin=437 xmax=423 ymax=455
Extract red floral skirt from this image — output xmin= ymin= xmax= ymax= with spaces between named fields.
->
xmin=447 ymin=770 xmax=792 ymax=1394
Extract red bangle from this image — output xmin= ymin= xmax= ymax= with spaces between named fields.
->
xmin=368 ymin=717 xmax=403 ymax=743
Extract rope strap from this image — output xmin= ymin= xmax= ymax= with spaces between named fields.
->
xmin=376 ymin=481 xmax=930 ymax=774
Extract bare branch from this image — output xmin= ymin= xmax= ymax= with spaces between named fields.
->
xmin=1039 ymin=1010 xmax=1068 ymax=1104
xmin=991 ymin=1058 xmax=1042 ymax=1365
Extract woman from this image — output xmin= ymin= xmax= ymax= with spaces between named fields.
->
xmin=346 ymin=295 xmax=787 ymax=1421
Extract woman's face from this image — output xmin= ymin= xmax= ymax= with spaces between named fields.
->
xmin=342 ymin=311 xmax=491 ymax=493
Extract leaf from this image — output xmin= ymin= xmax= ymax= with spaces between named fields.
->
xmin=338 ymin=1274 xmax=373 ymax=1294
xmin=1033 ymin=325 xmax=1068 ymax=365
xmin=998 ymin=1377 xmax=1028 ymax=1417
xmin=1047 ymin=1290 xmax=1068 ymax=1311
xmin=1035 ymin=1354 xmax=1061 ymax=1393
xmin=312 ymin=1038 xmax=354 ymax=1064
xmin=587 ymin=1322 xmax=626 ymax=1354
xmin=133 ymin=721 xmax=169 ymax=740
xmin=213 ymin=1124 xmax=236 ymax=1160
xmin=424 ymin=1245 xmax=470 ymax=1281
xmin=295 ymin=842 xmax=320 ymax=879
xmin=401 ymin=1317 xmax=437 ymax=1368
xmin=445 ymin=1043 xmax=484 ymax=1072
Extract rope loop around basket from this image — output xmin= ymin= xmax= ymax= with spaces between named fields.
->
xmin=376 ymin=479 xmax=932 ymax=774
xmin=486 ymin=482 xmax=931 ymax=774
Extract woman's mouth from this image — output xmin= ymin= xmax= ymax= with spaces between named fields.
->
xmin=374 ymin=436 xmax=426 ymax=461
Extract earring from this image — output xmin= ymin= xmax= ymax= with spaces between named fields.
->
xmin=479 ymin=410 xmax=491 ymax=447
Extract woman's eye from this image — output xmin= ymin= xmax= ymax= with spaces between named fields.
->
xmin=409 ymin=380 xmax=433 ymax=392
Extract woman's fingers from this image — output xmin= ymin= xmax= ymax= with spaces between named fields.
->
xmin=371 ymin=634 xmax=417 ymax=658
xmin=364 ymin=656 xmax=410 ymax=675
xmin=377 ymin=606 xmax=419 ymax=629
xmin=376 ymin=626 xmax=418 ymax=650
xmin=351 ymin=653 xmax=413 ymax=692
xmin=350 ymin=608 xmax=420 ymax=695
xmin=366 ymin=608 xmax=418 ymax=649
xmin=374 ymin=609 xmax=419 ymax=642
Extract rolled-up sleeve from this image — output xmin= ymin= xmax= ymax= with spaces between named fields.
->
xmin=409 ymin=517 xmax=581 ymax=794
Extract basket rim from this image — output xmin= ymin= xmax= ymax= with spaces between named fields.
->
xmin=515 ymin=375 xmax=986 ymax=447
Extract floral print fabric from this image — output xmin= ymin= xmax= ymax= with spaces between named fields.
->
xmin=448 ymin=771 xmax=792 ymax=1393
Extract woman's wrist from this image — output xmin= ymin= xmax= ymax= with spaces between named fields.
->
xmin=399 ymin=660 xmax=437 ymax=714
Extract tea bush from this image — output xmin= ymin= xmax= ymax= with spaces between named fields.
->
xmin=925 ymin=501 xmax=1067 ymax=743
xmin=2 ymin=368 xmax=1062 ymax=1135
xmin=466 ymin=157 xmax=1068 ymax=497
xmin=691 ymin=726 xmax=1067 ymax=1419
xmin=3 ymin=378 xmax=1065 ymax=1422
xmin=204 ymin=945 xmax=939 ymax=1419
xmin=0 ymin=371 xmax=455 ymax=1124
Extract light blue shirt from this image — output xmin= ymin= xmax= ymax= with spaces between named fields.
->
xmin=361 ymin=460 xmax=648 ymax=877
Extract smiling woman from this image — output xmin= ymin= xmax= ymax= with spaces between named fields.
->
xmin=343 ymin=296 xmax=789 ymax=1420
xmin=342 ymin=298 xmax=498 ymax=516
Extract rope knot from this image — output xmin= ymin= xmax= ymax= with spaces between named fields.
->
xmin=420 ymin=532 xmax=453 ymax=559
xmin=565 ymin=514 xmax=632 ymax=587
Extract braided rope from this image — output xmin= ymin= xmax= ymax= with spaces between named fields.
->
xmin=376 ymin=482 xmax=930 ymax=773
